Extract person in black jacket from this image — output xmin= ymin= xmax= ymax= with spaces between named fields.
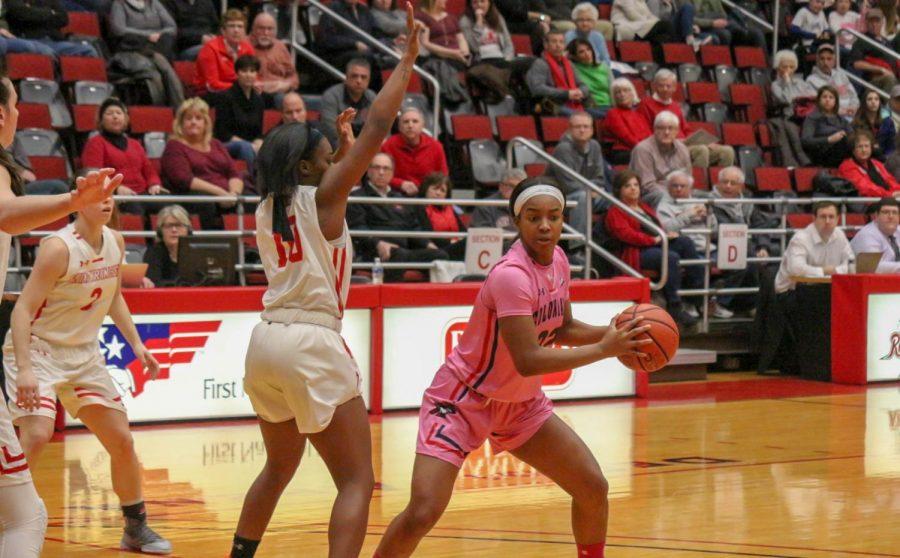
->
xmin=209 ymin=54 xmax=274 ymax=174
xmin=495 ymin=0 xmax=550 ymax=55
xmin=142 ymin=204 xmax=191 ymax=287
xmin=5 ymin=0 xmax=98 ymax=56
xmin=315 ymin=0 xmax=383 ymax=90
xmin=162 ymin=0 xmax=219 ymax=60
xmin=347 ymin=153 xmax=448 ymax=280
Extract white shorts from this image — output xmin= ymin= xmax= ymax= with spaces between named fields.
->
xmin=0 ymin=482 xmax=47 ymax=558
xmin=0 ymin=405 xmax=30 ymax=488
xmin=4 ymin=337 xmax=126 ymax=423
xmin=244 ymin=320 xmax=361 ymax=434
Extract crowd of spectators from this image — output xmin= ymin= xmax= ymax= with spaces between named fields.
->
xmin=5 ymin=0 xmax=900 ymax=339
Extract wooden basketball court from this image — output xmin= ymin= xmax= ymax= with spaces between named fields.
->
xmin=34 ymin=375 xmax=900 ymax=557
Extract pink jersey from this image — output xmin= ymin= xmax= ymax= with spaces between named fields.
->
xmin=444 ymin=241 xmax=570 ymax=402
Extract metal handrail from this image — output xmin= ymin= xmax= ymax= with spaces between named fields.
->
xmin=835 ymin=29 xmax=900 ymax=103
xmin=290 ymin=1 xmax=346 ymax=82
xmin=721 ymin=0 xmax=774 ymax=32
xmin=306 ymin=0 xmax=442 ymax=135
xmin=505 ymin=137 xmax=669 ymax=289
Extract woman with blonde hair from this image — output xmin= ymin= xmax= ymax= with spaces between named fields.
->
xmin=142 ymin=204 xmax=193 ymax=287
xmin=603 ymin=78 xmax=653 ymax=164
xmin=160 ymin=97 xmax=245 ymax=229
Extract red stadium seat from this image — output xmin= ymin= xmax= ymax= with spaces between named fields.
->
xmin=730 ymin=84 xmax=766 ymax=107
xmin=686 ymin=82 xmax=721 ymax=105
xmin=735 ymin=47 xmax=768 ymax=68
xmin=20 ymin=217 xmax=68 ymax=247
xmin=18 ymin=103 xmax=53 ymax=129
xmin=628 ymin=77 xmax=647 ymax=99
xmin=223 ymin=214 xmax=258 ymax=248
xmin=524 ymin=163 xmax=547 ymax=177
xmin=6 ymin=53 xmax=54 ymax=81
xmin=128 ymin=106 xmax=174 ymax=134
xmin=663 ymin=43 xmax=697 ymax=65
xmin=496 ymin=115 xmax=538 ymax=142
xmin=598 ymin=4 xmax=612 ymax=19
xmin=73 ymin=104 xmax=99 ymax=132
xmin=118 ymin=214 xmax=146 ymax=246
xmin=29 ymin=156 xmax=69 ymax=180
xmin=263 ymin=109 xmax=282 ymax=134
xmin=722 ymin=123 xmax=757 ymax=146
xmin=510 ymin=34 xmax=532 ymax=56
xmin=692 ymin=166 xmax=709 ymax=190
xmin=755 ymin=167 xmax=792 ymax=192
xmin=540 ymin=116 xmax=569 ymax=143
xmin=687 ymin=121 xmax=719 ymax=138
xmin=606 ymin=40 xmax=616 ymax=60
xmin=446 ymin=0 xmax=465 ymax=15
xmin=62 ymin=11 xmax=101 ymax=37
xmin=793 ymin=167 xmax=821 ymax=193
xmin=451 ymin=115 xmax=493 ymax=141
xmin=618 ymin=41 xmax=653 ymax=63
xmin=60 ymin=56 xmax=107 ymax=83
xmin=709 ymin=166 xmax=725 ymax=185
xmin=845 ymin=214 xmax=866 ymax=226
xmin=786 ymin=213 xmax=814 ymax=229
xmin=174 ymin=61 xmax=197 ymax=88
xmin=700 ymin=45 xmax=733 ymax=67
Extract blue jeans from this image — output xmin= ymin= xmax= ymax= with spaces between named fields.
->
xmin=226 ymin=140 xmax=256 ymax=173
xmin=640 ymin=236 xmax=703 ymax=306
xmin=0 ymin=36 xmax=57 ymax=57
xmin=35 ymin=37 xmax=98 ymax=58
xmin=178 ymin=44 xmax=204 ymax=61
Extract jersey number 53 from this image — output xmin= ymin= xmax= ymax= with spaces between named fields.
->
xmin=273 ymin=216 xmax=304 ymax=268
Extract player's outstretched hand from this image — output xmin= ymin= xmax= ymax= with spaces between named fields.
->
xmin=16 ymin=369 xmax=40 ymax=412
xmin=135 ymin=344 xmax=161 ymax=380
xmin=71 ymin=168 xmax=123 ymax=210
xmin=598 ymin=316 xmax=651 ymax=359
xmin=336 ymin=108 xmax=357 ymax=146
xmin=403 ymin=3 xmax=425 ymax=61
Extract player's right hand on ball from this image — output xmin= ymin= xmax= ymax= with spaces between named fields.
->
xmin=599 ymin=316 xmax=652 ymax=358
xmin=16 ymin=369 xmax=41 ymax=412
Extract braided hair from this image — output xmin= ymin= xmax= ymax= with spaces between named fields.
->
xmin=255 ymin=122 xmax=326 ymax=241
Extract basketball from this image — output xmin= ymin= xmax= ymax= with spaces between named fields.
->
xmin=615 ymin=303 xmax=680 ymax=372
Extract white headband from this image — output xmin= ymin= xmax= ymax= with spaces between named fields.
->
xmin=512 ymin=184 xmax=565 ymax=217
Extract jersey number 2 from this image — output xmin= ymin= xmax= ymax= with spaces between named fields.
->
xmin=80 ymin=288 xmax=102 ymax=311
xmin=273 ymin=216 xmax=303 ymax=268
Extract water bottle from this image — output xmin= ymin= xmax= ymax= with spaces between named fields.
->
xmin=372 ymin=257 xmax=384 ymax=285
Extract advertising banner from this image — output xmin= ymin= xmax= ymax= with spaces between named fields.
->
xmin=67 ymin=310 xmax=371 ymax=425
xmin=866 ymin=294 xmax=900 ymax=382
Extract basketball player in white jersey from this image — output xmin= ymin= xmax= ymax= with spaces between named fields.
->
xmin=5 ymin=193 xmax=171 ymax=554
xmin=0 ymin=74 xmax=121 ymax=557
xmin=229 ymin=7 xmax=424 ymax=558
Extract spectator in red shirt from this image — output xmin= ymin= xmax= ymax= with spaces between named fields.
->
xmin=637 ymin=68 xmax=734 ymax=169
xmin=839 ymin=129 xmax=900 ymax=198
xmin=249 ymin=12 xmax=299 ymax=96
xmin=160 ymin=97 xmax=245 ymax=228
xmin=380 ymin=107 xmax=448 ymax=196
xmin=195 ymin=9 xmax=255 ymax=93
xmin=604 ymin=77 xmax=652 ymax=165
xmin=81 ymin=98 xmax=166 ymax=216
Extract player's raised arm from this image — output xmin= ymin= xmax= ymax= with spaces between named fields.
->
xmin=0 ymin=168 xmax=121 ymax=235
xmin=315 ymin=4 xmax=423 ymax=237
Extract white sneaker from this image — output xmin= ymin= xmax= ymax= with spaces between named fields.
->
xmin=685 ymin=305 xmax=700 ymax=319
xmin=709 ymin=302 xmax=734 ymax=319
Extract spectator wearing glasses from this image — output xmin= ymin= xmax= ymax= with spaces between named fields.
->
xmin=656 ymin=169 xmax=713 ymax=252
xmin=850 ymin=197 xmax=900 ymax=273
xmin=629 ymin=110 xmax=692 ymax=207
xmin=143 ymin=204 xmax=192 ymax=287
xmin=195 ymin=9 xmax=255 ymax=93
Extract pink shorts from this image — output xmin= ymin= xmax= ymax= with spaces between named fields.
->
xmin=416 ymin=366 xmax=554 ymax=468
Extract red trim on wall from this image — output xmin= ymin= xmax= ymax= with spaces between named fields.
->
xmin=831 ymin=274 xmax=900 ymax=384
xmin=370 ymin=306 xmax=384 ymax=415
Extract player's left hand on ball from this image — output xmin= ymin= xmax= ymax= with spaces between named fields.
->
xmin=136 ymin=345 xmax=161 ymax=380
xmin=599 ymin=316 xmax=651 ymax=358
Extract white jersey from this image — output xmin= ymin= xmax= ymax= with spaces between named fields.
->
xmin=256 ymin=186 xmax=352 ymax=324
xmin=31 ymin=224 xmax=121 ymax=347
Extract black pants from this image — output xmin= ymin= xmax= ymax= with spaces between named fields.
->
xmin=639 ymin=236 xmax=703 ymax=306
xmin=386 ymin=246 xmax=449 ymax=281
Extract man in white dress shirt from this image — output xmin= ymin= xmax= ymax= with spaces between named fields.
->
xmin=850 ymin=198 xmax=900 ymax=274
xmin=774 ymin=201 xmax=854 ymax=293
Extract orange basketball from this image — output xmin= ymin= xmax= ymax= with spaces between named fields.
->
xmin=614 ymin=303 xmax=679 ymax=373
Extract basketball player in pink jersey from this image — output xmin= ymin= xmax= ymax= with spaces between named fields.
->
xmin=0 ymin=74 xmax=121 ymax=557
xmin=229 ymin=7 xmax=424 ymax=558
xmin=5 ymin=194 xmax=170 ymax=554
xmin=374 ymin=178 xmax=652 ymax=558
